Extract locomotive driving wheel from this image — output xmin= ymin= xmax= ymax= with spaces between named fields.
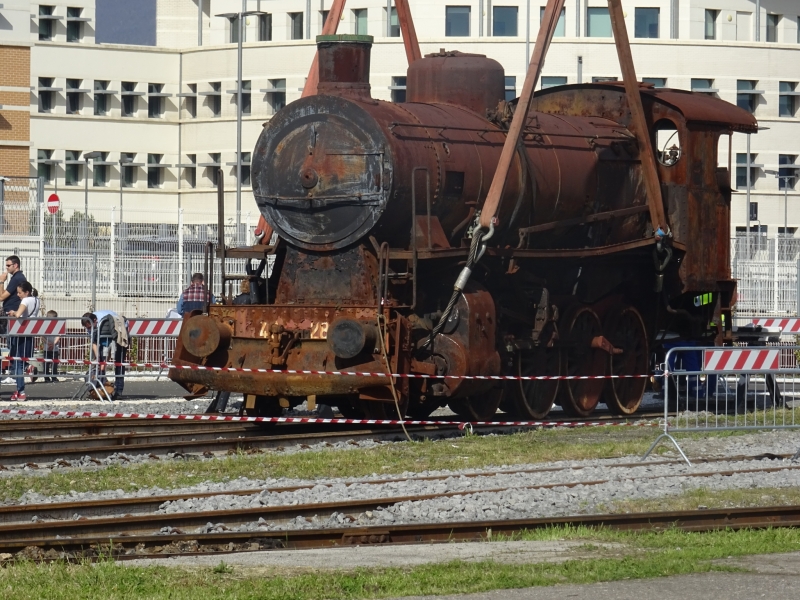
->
xmin=448 ymin=386 xmax=504 ymax=421
xmin=602 ymin=306 xmax=649 ymax=415
xmin=508 ymin=348 xmax=560 ymax=419
xmin=558 ymin=306 xmax=606 ymax=417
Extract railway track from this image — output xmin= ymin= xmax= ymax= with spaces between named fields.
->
xmin=0 ymin=454 xmax=794 ymax=558
xmin=8 ymin=503 xmax=800 ymax=562
xmin=0 ymin=411 xmax=665 ymax=467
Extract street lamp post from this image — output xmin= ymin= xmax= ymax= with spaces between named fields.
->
xmin=216 ymin=4 xmax=268 ymax=245
xmin=764 ymin=169 xmax=796 ymax=237
xmin=82 ymin=151 xmax=102 ymax=217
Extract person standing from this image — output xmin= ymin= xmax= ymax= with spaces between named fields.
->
xmin=178 ymin=273 xmax=212 ymax=316
xmin=0 ymin=256 xmax=27 ymax=385
xmin=43 ymin=310 xmax=61 ymax=383
xmin=81 ymin=311 xmax=129 ymax=400
xmin=7 ymin=282 xmax=40 ymax=401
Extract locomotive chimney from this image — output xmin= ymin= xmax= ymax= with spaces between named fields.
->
xmin=316 ymin=34 xmax=373 ymax=99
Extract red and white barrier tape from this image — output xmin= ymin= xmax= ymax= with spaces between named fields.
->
xmin=0 ymin=407 xmax=658 ymax=428
xmin=3 ymin=356 xmax=646 ymax=381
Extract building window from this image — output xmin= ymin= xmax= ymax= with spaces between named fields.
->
xmin=503 ymin=76 xmax=516 ymax=99
xmin=586 ymin=7 xmax=611 ymax=37
xmin=642 ymin=77 xmax=666 ymax=88
xmin=147 ymin=83 xmax=165 ymax=118
xmin=634 ymin=8 xmax=659 ymax=38
xmin=541 ymin=76 xmax=567 ymax=89
xmin=289 ymin=12 xmax=304 ymax=40
xmin=241 ymin=80 xmax=251 ymax=115
xmin=353 ymin=9 xmax=368 ymax=35
xmin=184 ymin=155 xmax=197 ymax=188
xmin=184 ymin=83 xmax=197 ymax=118
xmin=445 ymin=6 xmax=470 ymax=36
xmin=592 ymin=76 xmax=617 ymax=83
xmin=241 ymin=152 xmax=251 ymax=186
xmin=259 ymin=13 xmax=272 ymax=41
xmin=766 ymin=14 xmax=780 ymax=43
xmin=147 ymin=154 xmax=163 ymax=189
xmin=779 ymin=82 xmax=798 ymax=117
xmin=391 ymin=76 xmax=406 ymax=103
xmin=66 ymin=7 xmax=83 ymax=42
xmin=320 ymin=10 xmax=330 ymax=33
xmin=65 ymin=150 xmax=81 ymax=186
xmin=736 ymin=80 xmax=760 ymax=114
xmin=779 ymin=155 xmax=797 ymax=190
xmin=121 ymin=152 xmax=136 ymax=187
xmin=266 ymin=79 xmax=286 ymax=114
xmin=39 ymin=5 xmax=55 ymax=41
xmin=209 ymin=82 xmax=221 ymax=117
xmin=736 ymin=153 xmax=758 ymax=189
xmin=66 ymin=78 xmax=84 ymax=115
xmin=229 ymin=15 xmax=244 ymax=44
xmin=705 ymin=9 xmax=718 ymax=40
xmin=93 ymin=80 xmax=110 ymax=116
xmin=37 ymin=77 xmax=56 ymax=113
xmin=798 ymin=17 xmax=800 ymax=44
xmin=539 ymin=7 xmax=565 ymax=37
xmin=37 ymin=150 xmax=54 ymax=183
xmin=691 ymin=78 xmax=716 ymax=94
xmin=93 ymin=152 xmax=109 ymax=187
xmin=493 ymin=7 xmax=518 ymax=36
xmin=121 ymin=82 xmax=138 ymax=117
xmin=388 ymin=7 xmax=399 ymax=37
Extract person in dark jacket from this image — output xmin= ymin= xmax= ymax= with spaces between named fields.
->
xmin=0 ymin=255 xmax=27 ymax=383
xmin=232 ymin=279 xmax=253 ymax=305
xmin=81 ymin=311 xmax=128 ymax=400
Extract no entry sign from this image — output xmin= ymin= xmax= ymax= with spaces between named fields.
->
xmin=47 ymin=193 xmax=60 ymax=214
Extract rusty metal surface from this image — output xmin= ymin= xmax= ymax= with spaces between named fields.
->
xmin=394 ymin=0 xmax=422 ymax=65
xmin=406 ymin=50 xmax=505 ymax=115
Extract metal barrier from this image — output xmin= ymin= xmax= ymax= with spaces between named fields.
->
xmin=0 ymin=316 xmax=105 ymax=396
xmin=126 ymin=318 xmax=182 ymax=379
xmin=644 ymin=345 xmax=800 ymax=465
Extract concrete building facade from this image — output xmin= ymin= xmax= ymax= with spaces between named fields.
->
xmin=0 ymin=0 xmax=798 ymax=236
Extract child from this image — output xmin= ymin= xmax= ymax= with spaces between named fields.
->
xmin=43 ymin=309 xmax=60 ymax=383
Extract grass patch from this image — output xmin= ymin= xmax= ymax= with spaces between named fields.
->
xmin=1 ymin=428 xmax=660 ymax=501
xmin=3 ymin=527 xmax=800 ymax=599
xmin=603 ymin=486 xmax=800 ymax=514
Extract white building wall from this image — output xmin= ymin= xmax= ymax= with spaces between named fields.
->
xmin=1 ymin=0 xmax=798 ymax=235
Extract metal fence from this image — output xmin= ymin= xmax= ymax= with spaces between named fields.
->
xmin=732 ymin=235 xmax=800 ymax=325
xmin=0 ymin=199 xmax=258 ymax=318
xmin=644 ymin=345 xmax=800 ymax=465
xmin=0 ymin=177 xmax=43 ymax=237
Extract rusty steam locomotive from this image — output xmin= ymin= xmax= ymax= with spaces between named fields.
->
xmin=170 ymin=33 xmax=756 ymax=420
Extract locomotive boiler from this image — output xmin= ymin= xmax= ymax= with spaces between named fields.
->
xmin=170 ymin=34 xmax=757 ymax=420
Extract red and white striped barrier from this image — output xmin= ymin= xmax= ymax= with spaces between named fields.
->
xmin=128 ymin=319 xmax=182 ymax=337
xmin=752 ymin=318 xmax=800 ymax=333
xmin=2 ymin=356 xmax=647 ymax=381
xmin=703 ymin=348 xmax=781 ymax=372
xmin=8 ymin=318 xmax=67 ymax=336
xmin=0 ymin=407 xmax=659 ymax=428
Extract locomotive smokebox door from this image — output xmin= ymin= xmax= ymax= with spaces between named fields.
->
xmin=252 ymin=36 xmax=393 ymax=253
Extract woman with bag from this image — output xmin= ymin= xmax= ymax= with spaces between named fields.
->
xmin=7 ymin=282 xmax=40 ymax=401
